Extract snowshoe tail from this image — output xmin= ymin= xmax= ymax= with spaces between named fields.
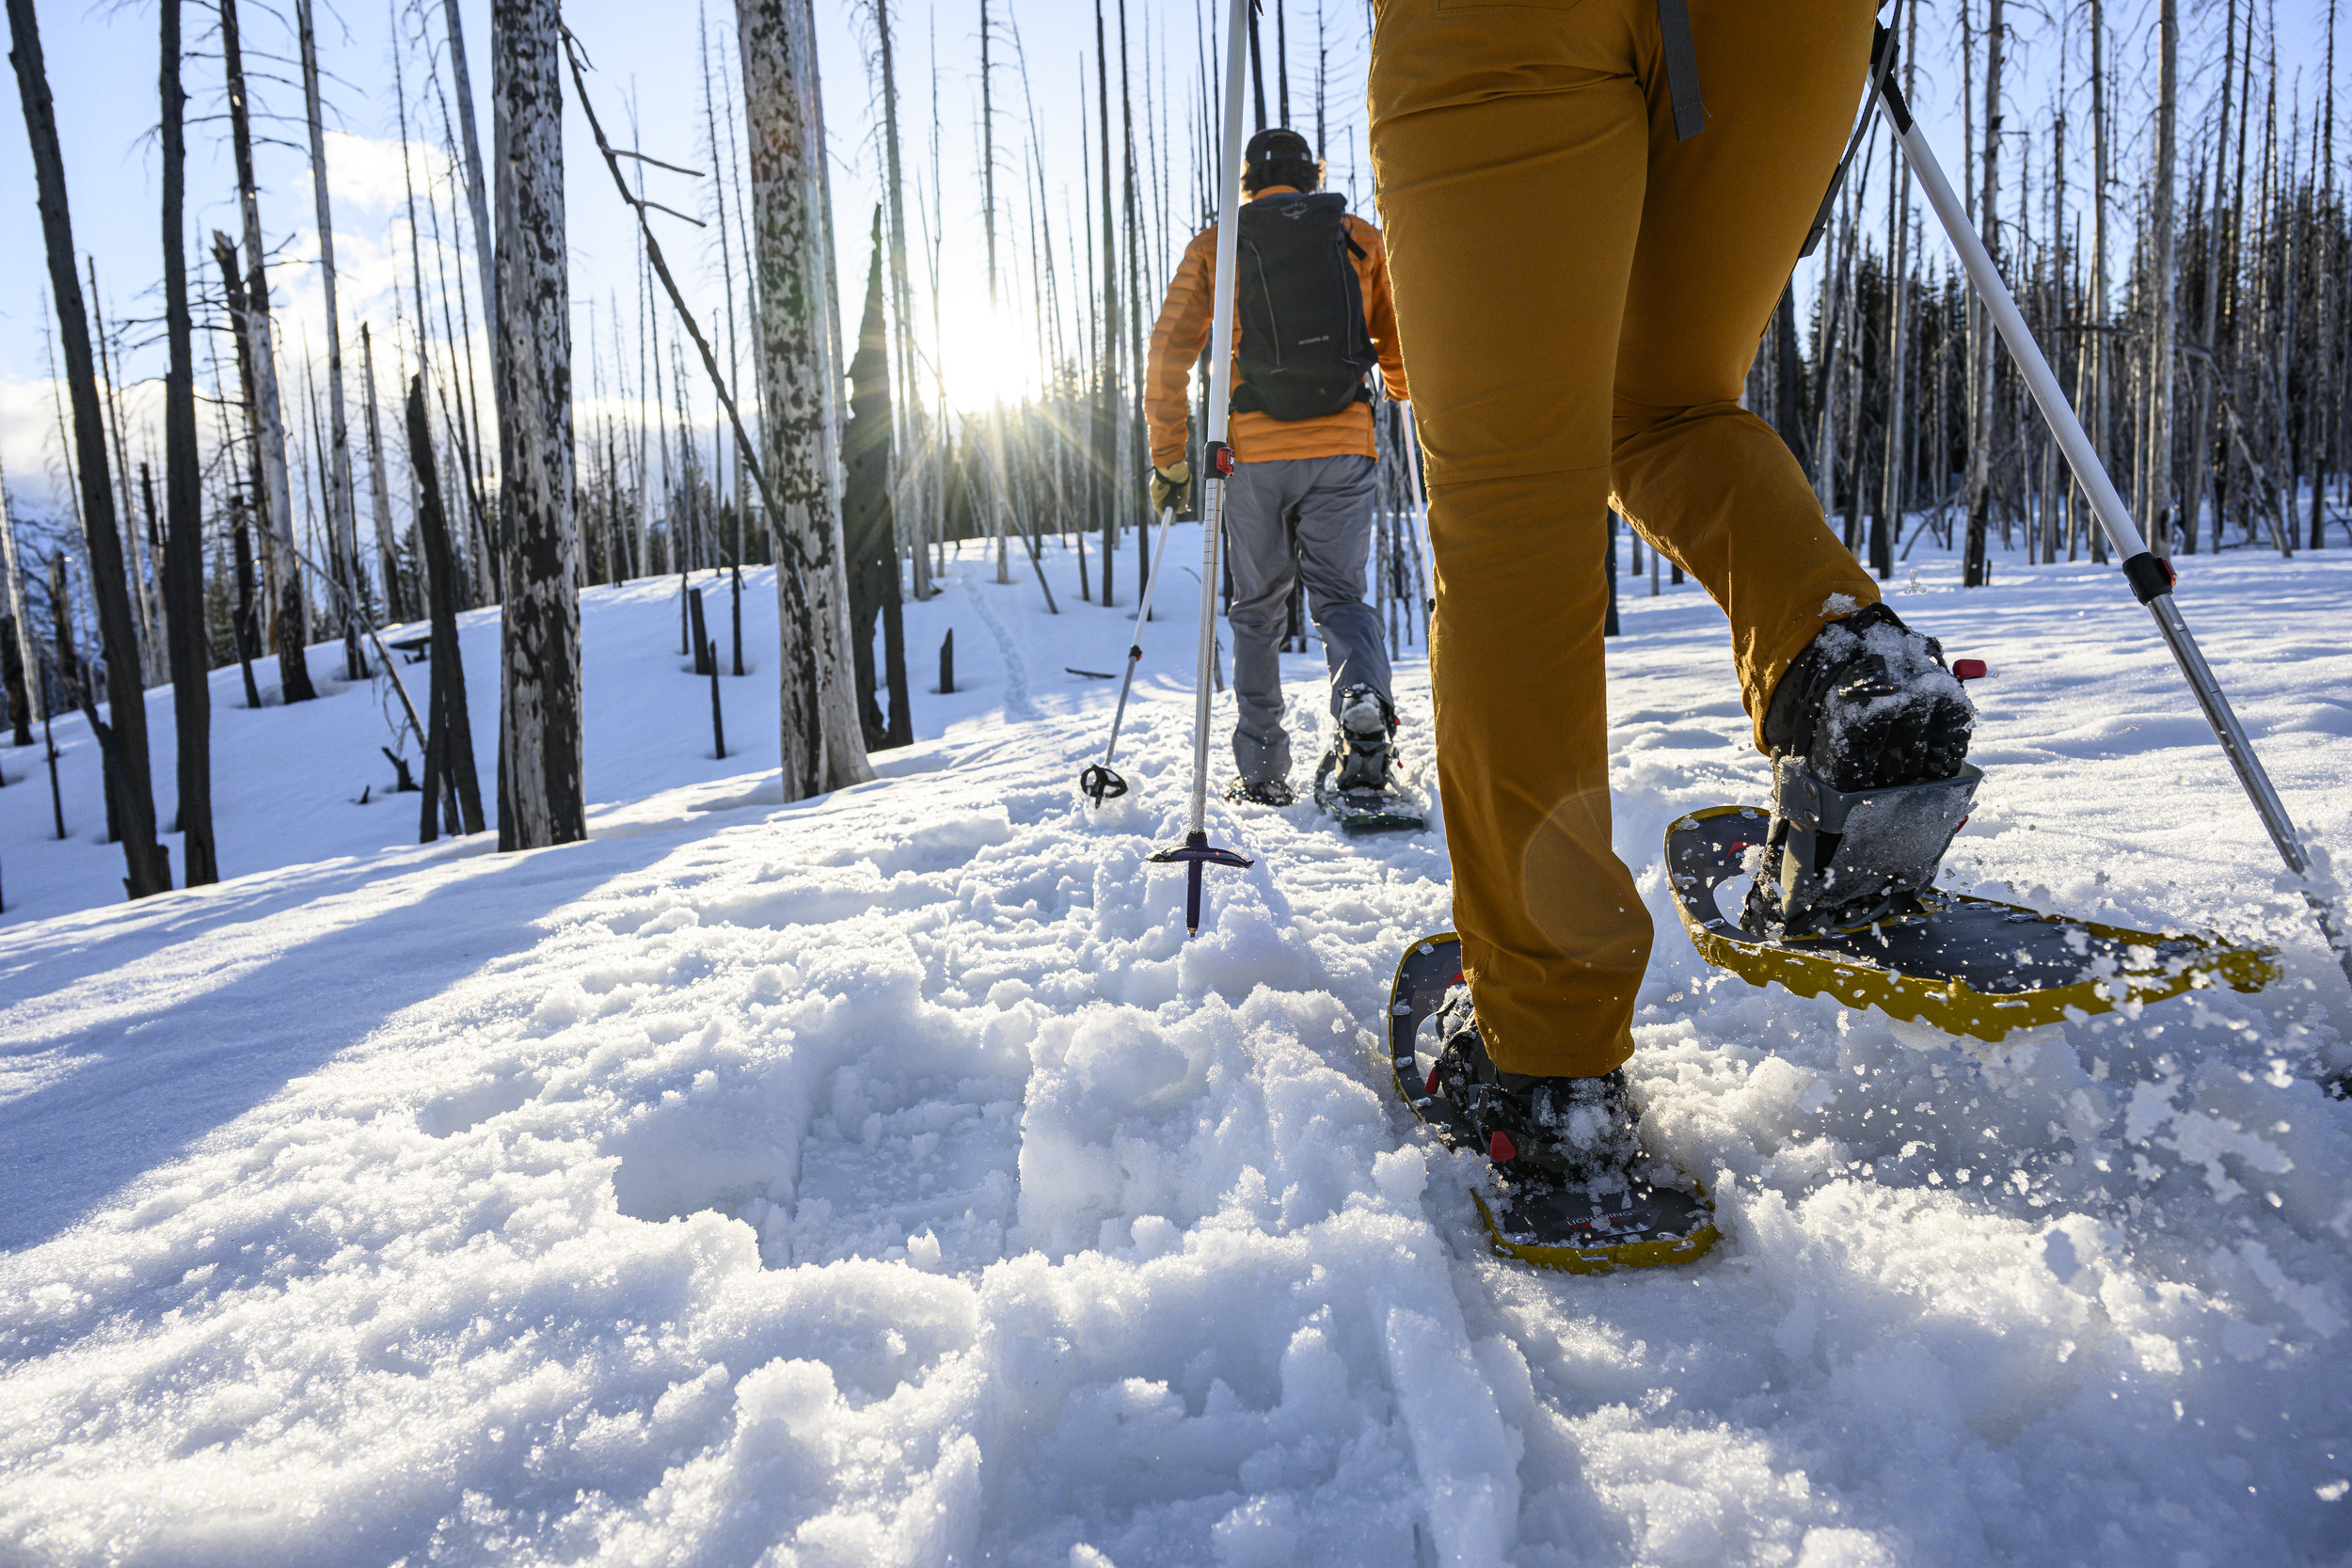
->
xmin=1312 ymin=740 xmax=1426 ymax=835
xmin=1667 ymin=805 xmax=2278 ymax=1039
xmin=1386 ymin=933 xmax=1717 ymax=1275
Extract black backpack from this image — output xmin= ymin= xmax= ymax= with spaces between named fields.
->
xmin=1231 ymin=192 xmax=1379 ymax=421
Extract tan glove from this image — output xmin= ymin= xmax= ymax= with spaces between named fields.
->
xmin=1149 ymin=459 xmax=1192 ymax=515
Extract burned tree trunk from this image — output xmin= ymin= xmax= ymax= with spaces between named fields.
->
xmin=441 ymin=0 xmax=501 ymax=396
xmin=0 ymin=449 xmax=36 ymax=736
xmin=360 ymin=324 xmax=405 ymax=623
xmin=491 ymin=0 xmax=582 ymax=849
xmin=217 ymin=0 xmax=314 ymax=701
xmin=737 ymin=0 xmax=874 ymax=798
xmin=8 ymin=0 xmax=170 ymax=895
xmin=161 ymin=0 xmax=215 ymax=883
xmin=2142 ymin=0 xmax=2179 ymax=557
xmin=872 ymin=0 xmax=928 ymax=601
xmin=406 ymin=375 xmax=485 ymax=834
xmin=297 ymin=0 xmax=365 ymax=678
xmin=1963 ymin=0 xmax=2002 ymax=587
xmin=230 ymin=500 xmax=263 ymax=709
xmin=1 ymin=616 xmax=27 ymax=747
xmin=844 ymin=212 xmax=913 ymax=750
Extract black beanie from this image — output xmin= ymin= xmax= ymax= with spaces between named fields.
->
xmin=1245 ymin=127 xmax=1315 ymax=166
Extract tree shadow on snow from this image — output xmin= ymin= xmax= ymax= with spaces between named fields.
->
xmin=0 ymin=827 xmax=719 ymax=1254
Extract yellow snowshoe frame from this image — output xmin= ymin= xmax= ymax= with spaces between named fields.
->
xmin=1666 ymin=805 xmax=2277 ymax=1040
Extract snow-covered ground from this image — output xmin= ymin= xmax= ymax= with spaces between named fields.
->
xmin=4 ymin=527 xmax=2350 ymax=1565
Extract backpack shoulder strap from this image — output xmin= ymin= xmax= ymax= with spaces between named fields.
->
xmin=1657 ymin=0 xmax=1707 ymax=141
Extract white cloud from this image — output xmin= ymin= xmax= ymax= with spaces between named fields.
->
xmin=323 ymin=129 xmax=457 ymax=219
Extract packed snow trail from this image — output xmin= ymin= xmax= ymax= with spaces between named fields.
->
xmin=3 ymin=540 xmax=2350 ymax=1564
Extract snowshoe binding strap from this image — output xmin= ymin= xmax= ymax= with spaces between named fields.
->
xmin=1333 ymin=685 xmax=1398 ymax=796
xmin=1078 ymin=763 xmax=1129 ymax=805
xmin=1754 ymin=759 xmax=1981 ymax=934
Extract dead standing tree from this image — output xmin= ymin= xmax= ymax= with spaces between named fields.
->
xmin=492 ymin=0 xmax=585 ymax=849
xmin=845 ymin=209 xmax=914 ymax=750
xmin=296 ymin=0 xmax=366 ymax=679
xmin=8 ymin=0 xmax=171 ymax=895
xmin=159 ymin=0 xmax=215 ymax=885
xmin=360 ymin=324 xmax=405 ymax=623
xmin=405 ymin=375 xmax=485 ymax=837
xmin=218 ymin=0 xmax=315 ymax=700
xmin=738 ymin=0 xmax=874 ymax=799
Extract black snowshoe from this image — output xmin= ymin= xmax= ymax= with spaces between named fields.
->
xmin=1668 ymin=605 xmax=2275 ymax=1039
xmin=1386 ymin=935 xmax=1717 ymax=1275
xmin=1224 ymin=777 xmax=1296 ymax=807
xmin=1312 ymin=685 xmax=1425 ymax=833
xmin=1746 ymin=602 xmax=1979 ymax=935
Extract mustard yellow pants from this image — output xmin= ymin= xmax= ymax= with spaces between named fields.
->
xmin=1370 ymin=0 xmax=1883 ymax=1076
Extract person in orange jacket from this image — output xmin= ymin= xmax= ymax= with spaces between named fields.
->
xmin=1144 ymin=128 xmax=1411 ymax=805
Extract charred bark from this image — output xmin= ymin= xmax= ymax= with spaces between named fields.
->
xmin=737 ymin=0 xmax=874 ymax=798
xmin=406 ymin=376 xmax=486 ymax=835
xmin=217 ymin=0 xmax=314 ymax=700
xmin=8 ymin=0 xmax=170 ymax=895
xmin=160 ymin=0 xmax=215 ymax=883
xmin=492 ymin=0 xmax=583 ymax=848
xmin=844 ymin=212 xmax=912 ymax=750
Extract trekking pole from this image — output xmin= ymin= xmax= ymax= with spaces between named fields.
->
xmin=1079 ymin=504 xmax=1180 ymax=803
xmin=1395 ymin=404 xmax=1434 ymax=619
xmin=1874 ymin=54 xmax=2352 ymax=993
xmin=1146 ymin=0 xmax=1254 ymax=935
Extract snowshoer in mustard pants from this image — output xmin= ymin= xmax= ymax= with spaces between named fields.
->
xmin=1370 ymin=0 xmax=1934 ymax=1093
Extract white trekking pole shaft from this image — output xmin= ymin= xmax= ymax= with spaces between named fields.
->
xmin=1884 ymin=84 xmax=2297 ymax=866
xmin=1879 ymin=71 xmax=2350 ymax=984
xmin=1186 ymin=0 xmax=1251 ymax=839
xmin=1100 ymin=505 xmax=1179 ymax=768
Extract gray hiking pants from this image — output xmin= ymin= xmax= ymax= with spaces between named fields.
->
xmin=1223 ymin=452 xmax=1391 ymax=784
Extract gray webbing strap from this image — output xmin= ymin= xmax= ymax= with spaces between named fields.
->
xmin=1658 ymin=0 xmax=1707 ymax=140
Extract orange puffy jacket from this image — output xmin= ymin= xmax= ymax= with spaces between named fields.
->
xmin=1144 ymin=186 xmax=1409 ymax=471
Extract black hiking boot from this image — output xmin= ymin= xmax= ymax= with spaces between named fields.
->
xmin=1422 ymin=979 xmax=1718 ymax=1269
xmin=1427 ymin=984 xmax=1642 ymax=1183
xmin=1332 ymin=685 xmax=1398 ymax=796
xmin=1763 ymin=602 xmax=1975 ymax=794
xmin=1747 ymin=603 xmax=1978 ymax=933
xmin=1225 ymin=777 xmax=1296 ymax=807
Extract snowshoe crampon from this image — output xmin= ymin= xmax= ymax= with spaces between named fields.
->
xmin=1386 ymin=933 xmax=1718 ymax=1275
xmin=1667 ymin=805 xmax=2278 ymax=1039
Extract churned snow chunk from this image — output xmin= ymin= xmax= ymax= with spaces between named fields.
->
xmin=1372 ymin=1146 xmax=1426 ymax=1207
